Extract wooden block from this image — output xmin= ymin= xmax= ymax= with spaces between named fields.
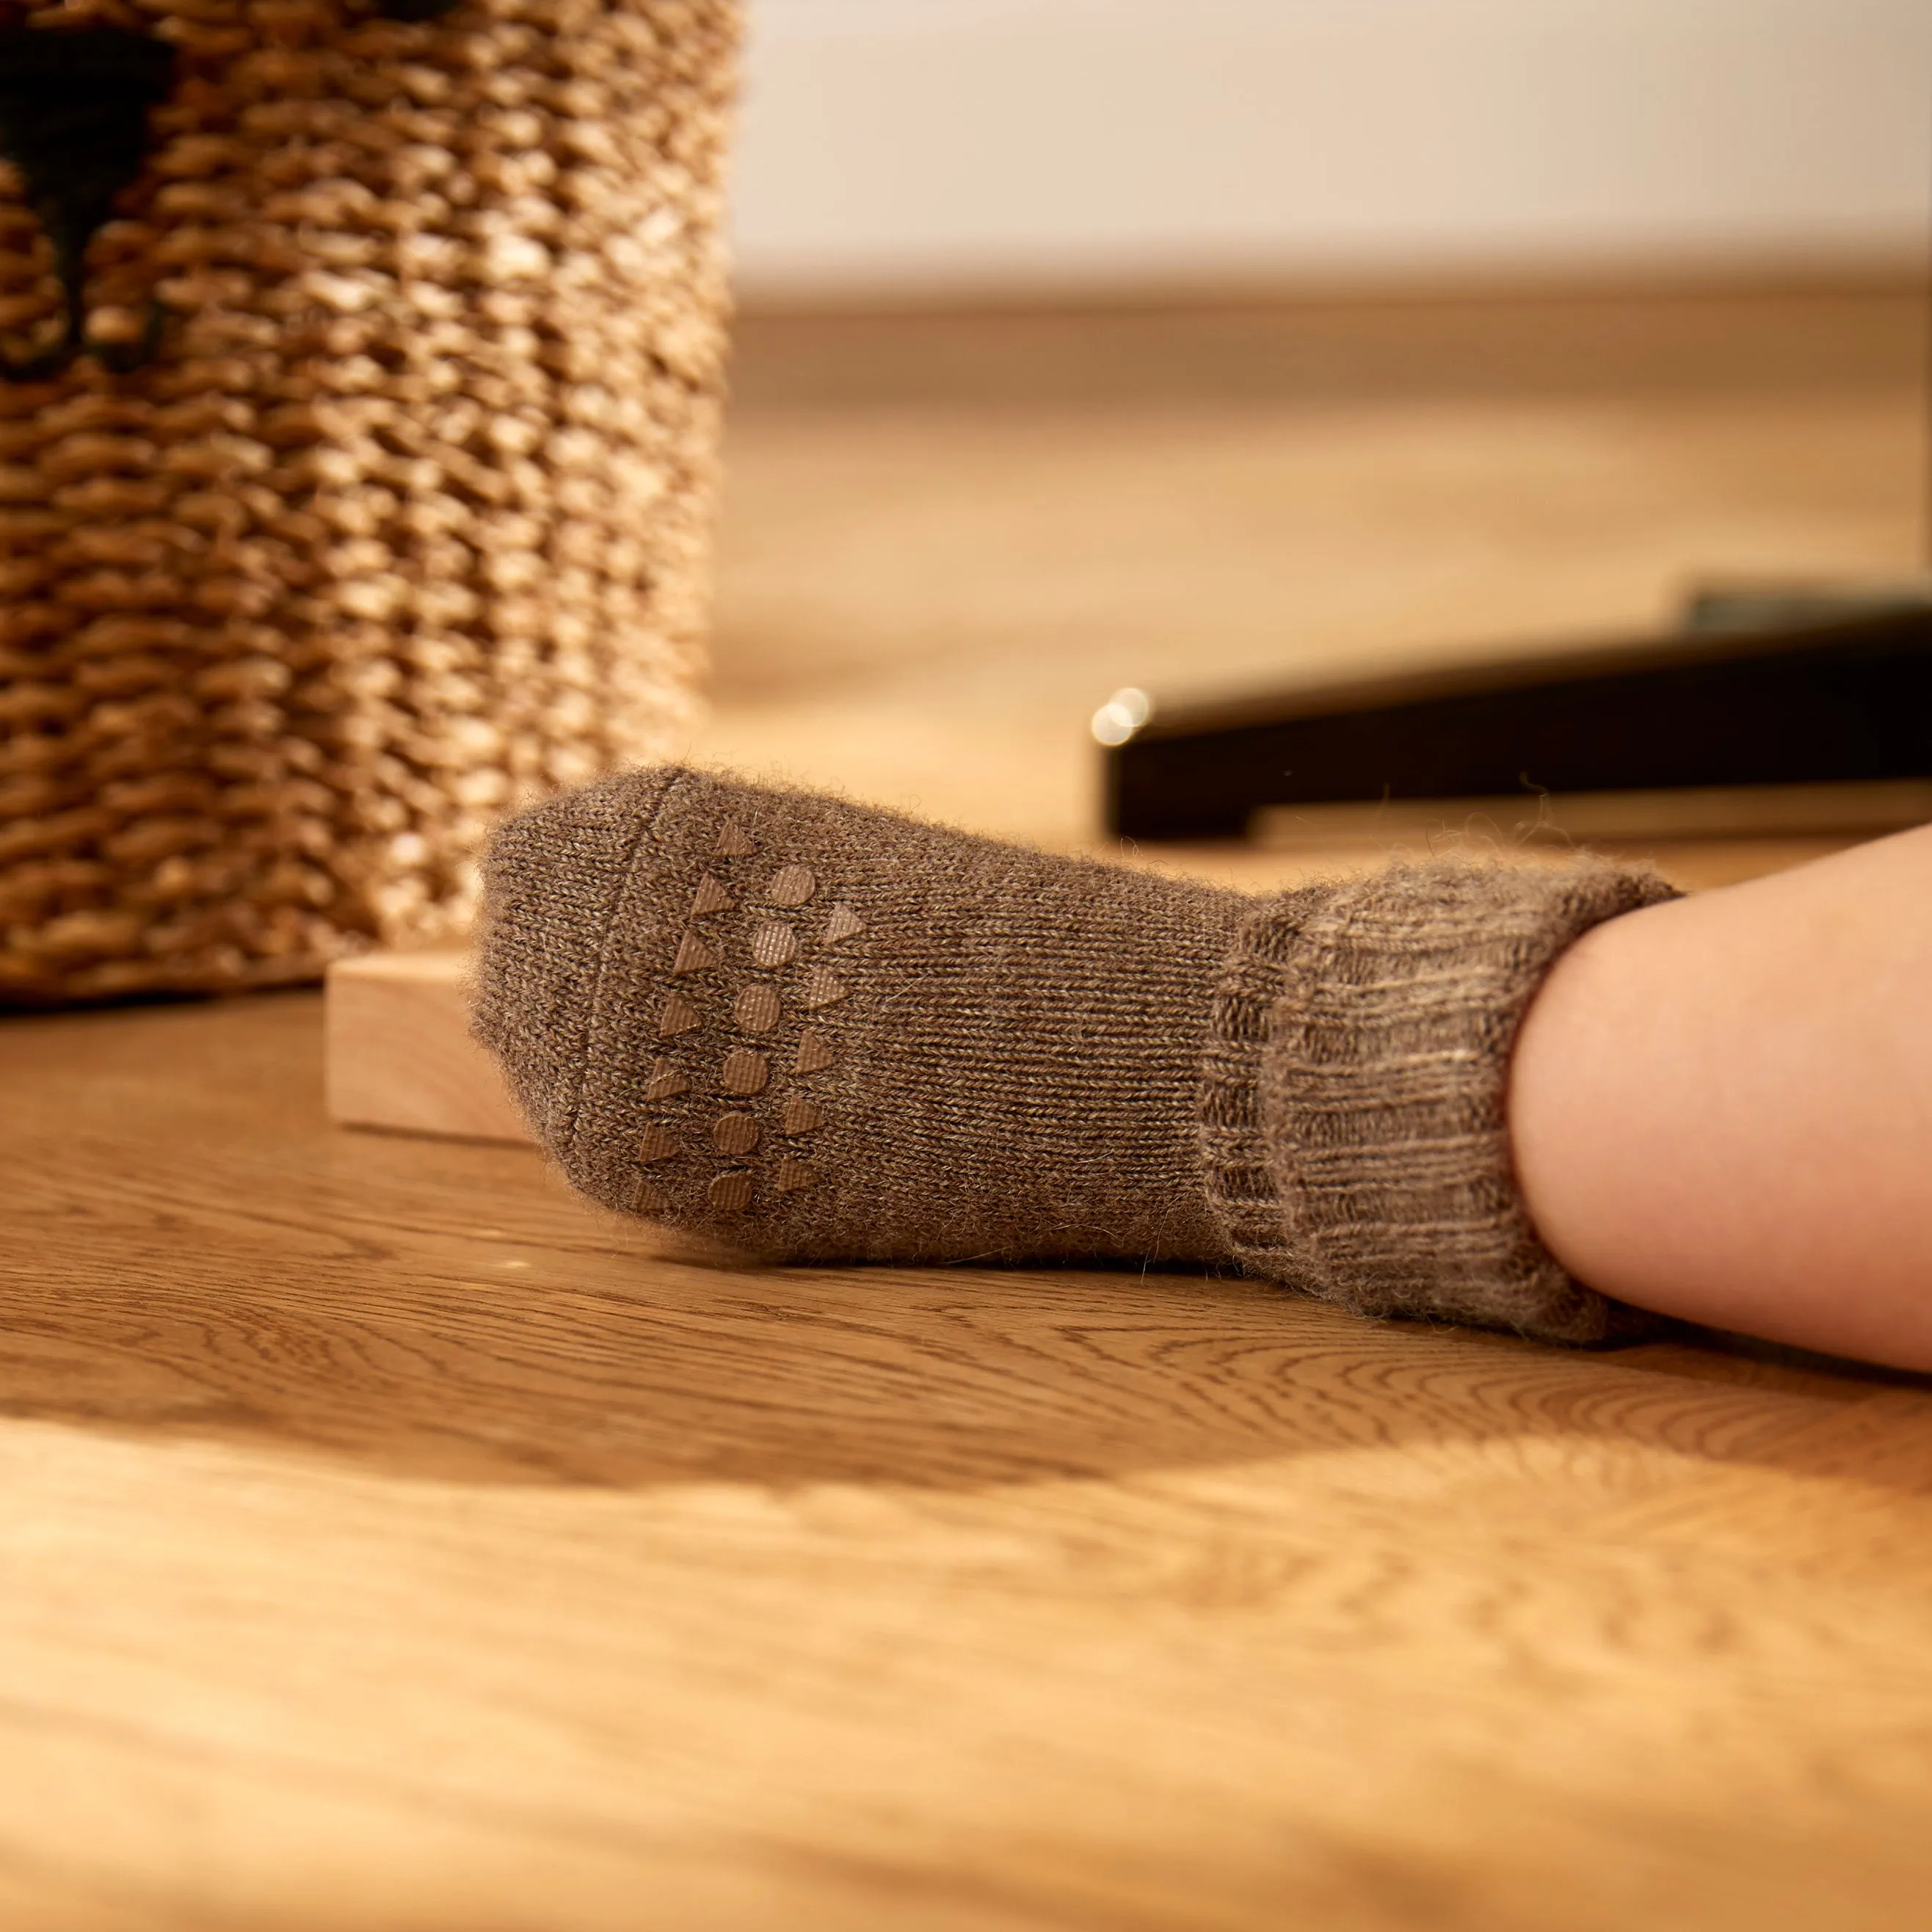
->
xmin=324 ymin=950 xmax=534 ymax=1145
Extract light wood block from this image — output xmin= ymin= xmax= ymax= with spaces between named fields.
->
xmin=326 ymin=949 xmax=533 ymax=1144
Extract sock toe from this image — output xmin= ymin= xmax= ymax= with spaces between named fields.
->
xmin=472 ymin=768 xmax=680 ymax=1155
xmin=476 ymin=766 xmax=1251 ymax=1266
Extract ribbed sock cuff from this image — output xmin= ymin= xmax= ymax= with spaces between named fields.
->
xmin=1199 ymin=858 xmax=1679 ymax=1343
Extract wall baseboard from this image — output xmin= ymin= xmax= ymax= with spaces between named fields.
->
xmin=730 ymin=0 xmax=1932 ymax=301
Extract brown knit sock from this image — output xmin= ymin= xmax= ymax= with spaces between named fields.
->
xmin=474 ymin=766 xmax=1677 ymax=1343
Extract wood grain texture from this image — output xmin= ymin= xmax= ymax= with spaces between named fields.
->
xmin=699 ymin=289 xmax=1925 ymax=851
xmin=7 ymin=992 xmax=1932 ymax=1931
xmin=326 ymin=950 xmax=530 ymax=1145
xmin=7 ymin=288 xmax=1931 ymax=1928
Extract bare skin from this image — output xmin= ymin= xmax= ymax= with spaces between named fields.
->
xmin=1507 ymin=821 xmax=1932 ymax=1369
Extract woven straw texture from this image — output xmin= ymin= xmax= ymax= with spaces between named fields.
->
xmin=0 ymin=0 xmax=738 ymax=1002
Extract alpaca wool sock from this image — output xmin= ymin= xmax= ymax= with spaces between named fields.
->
xmin=474 ymin=766 xmax=1676 ymax=1343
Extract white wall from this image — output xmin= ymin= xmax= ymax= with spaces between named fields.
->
xmin=729 ymin=0 xmax=1932 ymax=300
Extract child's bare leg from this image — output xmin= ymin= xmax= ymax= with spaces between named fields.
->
xmin=1508 ymin=823 xmax=1932 ymax=1368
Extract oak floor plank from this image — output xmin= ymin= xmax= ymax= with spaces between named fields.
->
xmin=7 ymin=989 xmax=1932 ymax=1931
xmin=5 ymin=288 xmax=1931 ymax=1928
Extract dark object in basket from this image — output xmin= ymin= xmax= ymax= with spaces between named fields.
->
xmin=1100 ymin=604 xmax=1932 ymax=841
xmin=0 ymin=24 xmax=176 ymax=380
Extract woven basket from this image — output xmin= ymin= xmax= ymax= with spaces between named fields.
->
xmin=0 ymin=0 xmax=738 ymax=1001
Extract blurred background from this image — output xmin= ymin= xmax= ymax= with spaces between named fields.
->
xmin=694 ymin=0 xmax=1932 ymax=849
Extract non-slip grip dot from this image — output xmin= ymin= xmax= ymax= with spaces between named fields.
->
xmin=708 ymin=1171 xmax=754 ymax=1211
xmin=734 ymin=984 xmax=782 ymax=1033
xmin=763 ymin=865 xmax=816 ymax=907
xmin=749 ymin=922 xmax=797 ymax=967
xmin=711 ymin=1112 xmax=760 ymax=1156
xmin=644 ymin=1058 xmax=689 ymax=1101
xmin=823 ymin=902 xmax=865 ymax=945
xmin=658 ymin=992 xmax=700 ymax=1037
xmin=794 ymin=1029 xmax=835 ymax=1075
xmin=801 ymin=967 xmax=847 ymax=1009
xmin=720 ymin=1048 xmax=769 ymax=1095
xmin=670 ymin=930 xmax=716 ymax=975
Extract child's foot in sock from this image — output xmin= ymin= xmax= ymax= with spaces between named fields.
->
xmin=475 ymin=765 xmax=1249 ymax=1271
xmin=473 ymin=766 xmax=1674 ymax=1342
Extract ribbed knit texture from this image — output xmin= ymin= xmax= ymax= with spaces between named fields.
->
xmin=476 ymin=766 xmax=1677 ymax=1342
xmin=1199 ymin=861 xmax=1678 ymax=1343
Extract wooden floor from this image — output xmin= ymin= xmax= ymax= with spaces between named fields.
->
xmin=7 ymin=282 xmax=1932 ymax=1930
xmin=699 ymin=280 xmax=1928 ymax=849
